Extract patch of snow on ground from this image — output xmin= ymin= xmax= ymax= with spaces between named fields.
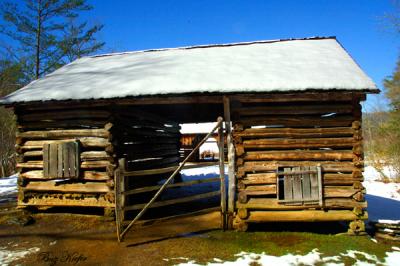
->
xmin=363 ymin=165 xmax=397 ymax=181
xmin=363 ymin=165 xmax=400 ymax=222
xmin=0 ymin=174 xmax=17 ymax=195
xmin=174 ymin=249 xmax=400 ymax=266
xmin=0 ymin=246 xmax=40 ymax=266
xmin=181 ymin=166 xmax=224 ymax=177
xmin=0 ymin=174 xmax=18 ymax=204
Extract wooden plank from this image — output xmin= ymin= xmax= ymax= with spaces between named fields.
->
xmin=302 ymin=166 xmax=311 ymax=200
xmin=292 ymin=167 xmax=302 ymax=201
xmin=123 ymin=177 xmax=220 ymax=195
xmin=245 ymin=210 xmax=367 ymax=222
xmin=124 ymin=190 xmax=220 ymax=211
xmin=49 ymin=143 xmax=58 ymax=178
xmin=57 ymin=143 xmax=63 ymax=178
xmin=127 ymin=207 xmax=221 ymax=225
xmin=43 ymin=144 xmax=49 ymax=178
xmin=317 ymin=165 xmax=323 ymax=206
xmin=283 ymin=168 xmax=293 ymax=201
xmin=63 ymin=143 xmax=70 ymax=178
xmin=122 ymin=162 xmax=220 ymax=177
xmin=23 ymin=181 xmax=112 ymax=193
xmin=310 ymin=167 xmax=319 ymax=200
xmin=67 ymin=142 xmax=77 ymax=178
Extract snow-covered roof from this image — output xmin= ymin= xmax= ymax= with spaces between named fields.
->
xmin=0 ymin=37 xmax=378 ymax=104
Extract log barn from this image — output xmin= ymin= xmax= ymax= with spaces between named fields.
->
xmin=0 ymin=37 xmax=378 ymax=235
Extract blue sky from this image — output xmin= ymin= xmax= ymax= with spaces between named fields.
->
xmin=5 ymin=0 xmax=400 ymax=110
xmin=85 ymin=0 xmax=399 ymax=110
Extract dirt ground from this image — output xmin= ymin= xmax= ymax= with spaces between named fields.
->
xmin=0 ymin=209 xmax=221 ymax=266
xmin=0 ymin=208 xmax=398 ymax=266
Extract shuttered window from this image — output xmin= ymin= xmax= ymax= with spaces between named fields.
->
xmin=277 ymin=166 xmax=323 ymax=206
xmin=43 ymin=141 xmax=80 ymax=178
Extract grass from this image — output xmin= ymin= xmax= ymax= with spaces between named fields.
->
xmin=156 ymin=229 xmax=397 ymax=265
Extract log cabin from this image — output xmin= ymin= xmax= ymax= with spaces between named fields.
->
xmin=0 ymin=37 xmax=379 ymax=234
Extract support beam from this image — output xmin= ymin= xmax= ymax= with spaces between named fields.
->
xmin=224 ymin=96 xmax=235 ymax=221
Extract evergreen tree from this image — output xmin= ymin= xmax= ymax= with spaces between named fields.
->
xmin=382 ymin=59 xmax=400 ymax=175
xmin=0 ymin=59 xmax=24 ymax=177
xmin=0 ymin=0 xmax=104 ymax=79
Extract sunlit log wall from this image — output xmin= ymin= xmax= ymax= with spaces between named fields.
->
xmin=14 ymin=103 xmax=182 ymax=211
xmin=230 ymin=93 xmax=367 ymax=229
xmin=14 ymin=104 xmax=116 ymax=209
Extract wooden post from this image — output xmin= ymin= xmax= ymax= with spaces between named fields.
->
xmin=115 ymin=158 xmax=126 ymax=242
xmin=114 ymin=167 xmax=122 ymax=242
xmin=224 ymin=96 xmax=235 ymax=228
xmin=218 ymin=120 xmax=227 ymax=230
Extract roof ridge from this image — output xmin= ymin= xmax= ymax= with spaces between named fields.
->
xmin=89 ymin=36 xmax=337 ymax=59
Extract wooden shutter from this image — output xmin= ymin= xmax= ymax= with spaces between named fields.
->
xmin=277 ymin=165 xmax=323 ymax=206
xmin=43 ymin=141 xmax=80 ymax=178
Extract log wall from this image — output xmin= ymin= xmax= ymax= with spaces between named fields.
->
xmin=231 ymin=93 xmax=367 ymax=227
xmin=15 ymin=105 xmax=115 ymax=208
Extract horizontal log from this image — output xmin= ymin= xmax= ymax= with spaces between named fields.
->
xmin=18 ymin=193 xmax=114 ymax=207
xmin=234 ymin=104 xmax=353 ymax=116
xmin=81 ymin=161 xmax=113 ymax=169
xmin=123 ymin=177 xmax=220 ymax=195
xmin=112 ymin=126 xmax=180 ymax=138
xmin=122 ymin=149 xmax=179 ymax=161
xmin=240 ymin=173 xmax=276 ymax=184
xmin=122 ymin=162 xmax=219 ymax=177
xmin=23 ymin=181 xmax=111 ymax=193
xmin=324 ymin=186 xmax=362 ymax=198
xmin=23 ymin=151 xmax=113 ymax=161
xmin=323 ymin=174 xmax=363 ymax=185
xmin=239 ymin=184 xmax=276 ymax=194
xmin=116 ymin=143 xmax=180 ymax=154
xmin=244 ymin=210 xmax=368 ymax=222
xmin=18 ymin=120 xmax=107 ymax=130
xmin=230 ymin=92 xmax=366 ymax=103
xmin=80 ymin=151 xmax=113 ymax=161
xmin=126 ymin=156 xmax=180 ymax=171
xmin=244 ymin=150 xmax=354 ymax=161
xmin=128 ymin=207 xmax=220 ymax=226
xmin=242 ymin=138 xmax=356 ymax=149
xmin=236 ymin=198 xmax=367 ymax=210
xmin=234 ymin=127 xmax=355 ymax=138
xmin=16 ymin=128 xmax=110 ymax=139
xmin=18 ymin=160 xmax=113 ymax=169
xmin=19 ymin=109 xmax=111 ymax=122
xmin=124 ymin=190 xmax=220 ymax=211
xmin=238 ymin=161 xmax=359 ymax=174
xmin=21 ymin=138 xmax=110 ymax=149
xmin=237 ymin=116 xmax=355 ymax=128
xmin=20 ymin=170 xmax=110 ymax=181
